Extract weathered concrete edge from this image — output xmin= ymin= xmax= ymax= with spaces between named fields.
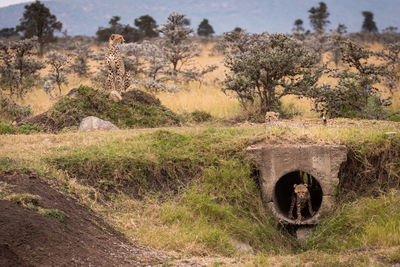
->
xmin=246 ymin=144 xmax=348 ymax=225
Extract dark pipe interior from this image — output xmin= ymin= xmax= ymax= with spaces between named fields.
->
xmin=274 ymin=171 xmax=323 ymax=220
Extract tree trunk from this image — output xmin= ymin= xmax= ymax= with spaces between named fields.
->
xmin=39 ymin=41 xmax=44 ymax=57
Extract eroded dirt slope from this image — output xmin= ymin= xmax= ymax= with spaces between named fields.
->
xmin=0 ymin=171 xmax=168 ymax=266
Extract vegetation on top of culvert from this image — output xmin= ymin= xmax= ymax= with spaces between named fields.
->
xmin=23 ymin=85 xmax=181 ymax=132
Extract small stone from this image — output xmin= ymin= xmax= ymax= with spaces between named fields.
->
xmin=385 ymin=131 xmax=397 ymax=135
xmin=78 ymin=116 xmax=119 ymax=132
xmin=109 ymin=90 xmax=122 ymax=102
xmin=234 ymin=240 xmax=252 ymax=253
xmin=42 ymin=138 xmax=51 ymax=145
xmin=296 ymin=227 xmax=312 ymax=243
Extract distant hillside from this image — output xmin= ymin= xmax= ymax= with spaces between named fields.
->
xmin=0 ymin=0 xmax=399 ymax=36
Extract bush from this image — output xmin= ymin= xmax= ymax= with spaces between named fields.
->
xmin=0 ymin=95 xmax=32 ymax=122
xmin=223 ymin=32 xmax=322 ymax=117
xmin=43 ymin=209 xmax=67 ymax=222
xmin=186 ymin=110 xmax=213 ymax=123
xmin=0 ymin=122 xmax=43 ymax=135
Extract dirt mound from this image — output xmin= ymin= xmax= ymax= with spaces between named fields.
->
xmin=122 ymin=90 xmax=161 ymax=106
xmin=24 ymin=86 xmax=180 ymax=132
xmin=0 ymin=171 xmax=168 ymax=266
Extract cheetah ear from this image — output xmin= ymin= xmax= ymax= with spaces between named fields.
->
xmin=293 ymin=184 xmax=297 ymax=188
xmin=304 ymin=184 xmax=308 ymax=187
xmin=110 ymin=35 xmax=114 ymax=40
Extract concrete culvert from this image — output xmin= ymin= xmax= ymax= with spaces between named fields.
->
xmin=274 ymin=171 xmax=323 ymax=222
xmin=246 ymin=144 xmax=347 ymax=225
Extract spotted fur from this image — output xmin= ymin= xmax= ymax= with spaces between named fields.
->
xmin=265 ymin=111 xmax=279 ymax=125
xmin=105 ymin=34 xmax=130 ymax=92
xmin=288 ymin=184 xmax=315 ymax=224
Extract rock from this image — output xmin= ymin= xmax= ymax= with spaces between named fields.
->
xmin=42 ymin=138 xmax=52 ymax=145
xmin=78 ymin=116 xmax=119 ymax=132
xmin=234 ymin=240 xmax=252 ymax=254
xmin=296 ymin=227 xmax=312 ymax=243
xmin=385 ymin=131 xmax=397 ymax=135
xmin=109 ymin=90 xmax=122 ymax=102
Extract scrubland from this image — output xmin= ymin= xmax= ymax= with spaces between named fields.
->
xmin=1 ymin=41 xmax=400 ymax=266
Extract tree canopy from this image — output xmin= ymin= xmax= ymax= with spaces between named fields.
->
xmin=293 ymin=19 xmax=305 ymax=33
xmin=308 ymin=2 xmax=330 ymax=33
xmin=223 ymin=32 xmax=323 ymax=116
xmin=134 ymin=15 xmax=159 ymax=38
xmin=16 ymin=0 xmax=62 ymax=56
xmin=361 ymin=11 xmax=378 ymax=33
xmin=197 ymin=19 xmax=215 ymax=37
xmin=96 ymin=16 xmax=141 ymax=42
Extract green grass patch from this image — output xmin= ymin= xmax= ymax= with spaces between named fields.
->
xmin=6 ymin=193 xmax=40 ymax=209
xmin=306 ymin=190 xmax=400 ymax=252
xmin=0 ymin=122 xmax=43 ymax=135
xmin=42 ymin=209 xmax=67 ymax=222
xmin=2 ymin=192 xmax=67 ymax=222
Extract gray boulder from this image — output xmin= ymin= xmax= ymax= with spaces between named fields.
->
xmin=78 ymin=116 xmax=119 ymax=131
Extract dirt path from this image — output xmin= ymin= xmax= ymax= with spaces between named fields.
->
xmin=0 ymin=171 xmax=169 ymax=266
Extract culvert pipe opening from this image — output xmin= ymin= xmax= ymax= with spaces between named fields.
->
xmin=274 ymin=171 xmax=323 ymax=221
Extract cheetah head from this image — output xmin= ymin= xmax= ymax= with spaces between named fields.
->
xmin=294 ymin=184 xmax=308 ymax=199
xmin=109 ymin=34 xmax=125 ymax=46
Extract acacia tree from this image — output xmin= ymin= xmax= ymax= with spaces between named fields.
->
xmin=0 ymin=27 xmax=19 ymax=38
xmin=158 ymin=13 xmax=200 ymax=73
xmin=134 ymin=15 xmax=159 ymax=38
xmin=0 ymin=37 xmax=44 ymax=98
xmin=96 ymin=16 xmax=141 ymax=42
xmin=308 ymin=2 xmax=330 ymax=34
xmin=16 ymin=0 xmax=62 ymax=56
xmin=197 ymin=19 xmax=215 ymax=36
xmin=308 ymin=39 xmax=390 ymax=119
xmin=361 ymin=11 xmax=378 ymax=33
xmin=293 ymin=19 xmax=305 ymax=33
xmin=45 ymin=51 xmax=70 ymax=97
xmin=223 ymin=32 xmax=323 ymax=115
xmin=383 ymin=42 xmax=400 ymax=94
xmin=70 ymin=41 xmax=93 ymax=77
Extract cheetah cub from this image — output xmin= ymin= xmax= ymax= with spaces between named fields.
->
xmin=288 ymin=184 xmax=315 ymax=224
xmin=265 ymin=111 xmax=279 ymax=126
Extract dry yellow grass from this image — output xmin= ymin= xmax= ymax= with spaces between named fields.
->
xmin=11 ymin=40 xmax=400 ymax=118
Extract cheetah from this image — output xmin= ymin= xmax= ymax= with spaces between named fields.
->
xmin=265 ymin=111 xmax=279 ymax=126
xmin=288 ymin=184 xmax=315 ymax=224
xmin=105 ymin=34 xmax=130 ymax=92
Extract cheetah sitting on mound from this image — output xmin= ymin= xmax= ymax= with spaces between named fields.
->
xmin=105 ymin=34 xmax=130 ymax=93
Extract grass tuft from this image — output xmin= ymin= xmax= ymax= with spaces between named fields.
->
xmin=42 ymin=209 xmax=67 ymax=222
xmin=0 ymin=122 xmax=43 ymax=135
xmin=306 ymin=190 xmax=400 ymax=252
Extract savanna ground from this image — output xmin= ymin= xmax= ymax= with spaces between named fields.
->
xmin=1 ymin=41 xmax=400 ymax=266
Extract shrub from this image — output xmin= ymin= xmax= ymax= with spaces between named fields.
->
xmin=223 ymin=32 xmax=323 ymax=118
xmin=42 ymin=209 xmax=67 ymax=222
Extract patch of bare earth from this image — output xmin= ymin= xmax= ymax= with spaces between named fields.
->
xmin=0 ymin=171 xmax=169 ymax=266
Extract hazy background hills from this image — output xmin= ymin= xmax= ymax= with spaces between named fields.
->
xmin=0 ymin=0 xmax=399 ymax=36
